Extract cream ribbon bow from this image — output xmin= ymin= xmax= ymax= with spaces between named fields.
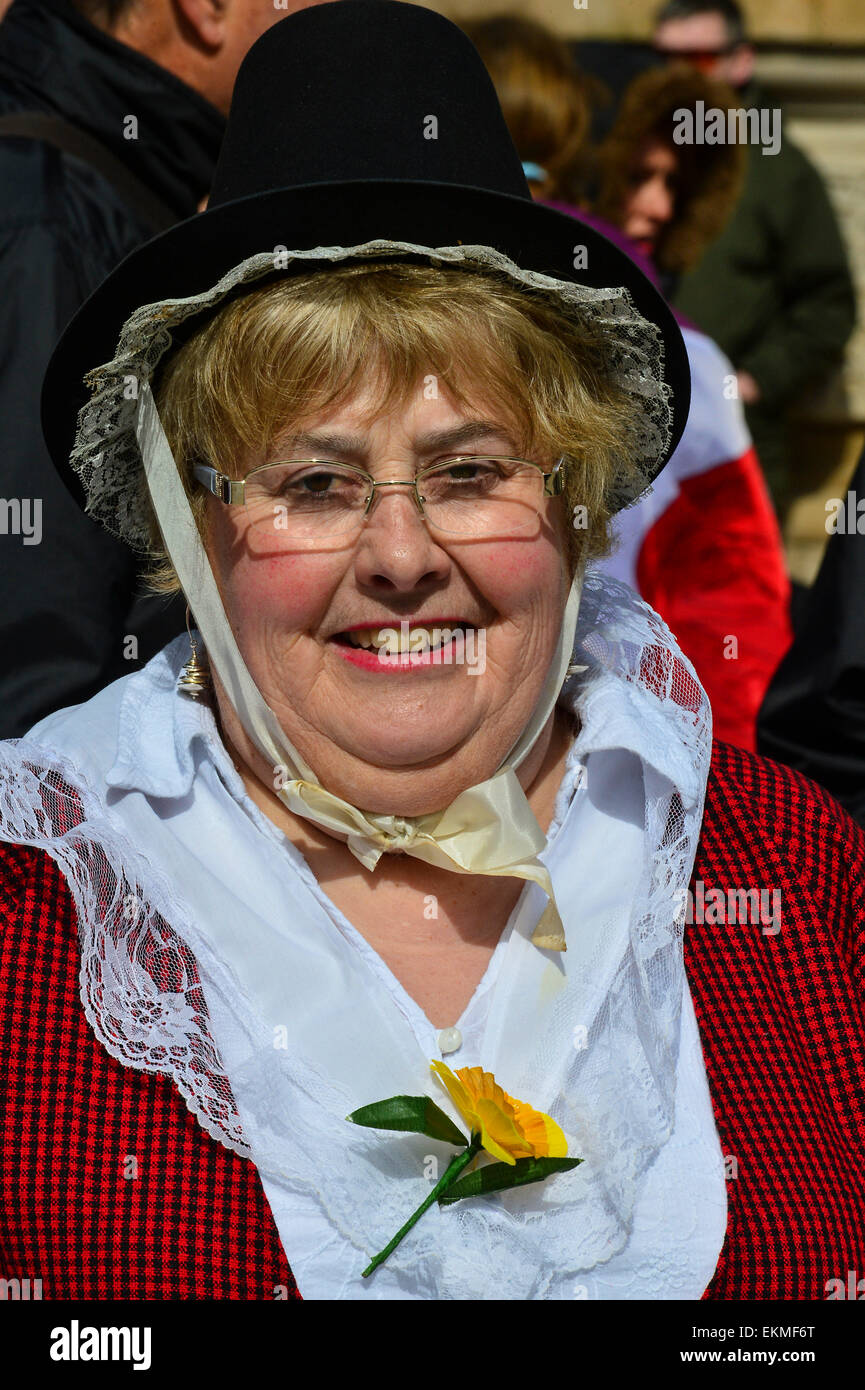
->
xmin=136 ymin=383 xmax=581 ymax=949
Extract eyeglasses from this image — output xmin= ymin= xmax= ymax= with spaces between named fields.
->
xmin=193 ymin=455 xmax=568 ymax=544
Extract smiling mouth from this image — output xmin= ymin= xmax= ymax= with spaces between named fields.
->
xmin=333 ymin=622 xmax=473 ymax=654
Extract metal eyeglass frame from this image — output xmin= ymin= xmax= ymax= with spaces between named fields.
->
xmin=193 ymin=455 xmax=569 ymax=530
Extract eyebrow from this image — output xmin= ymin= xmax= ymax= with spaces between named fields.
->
xmin=272 ymin=420 xmax=519 ymax=462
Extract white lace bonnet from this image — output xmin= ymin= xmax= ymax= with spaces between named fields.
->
xmin=69 ymin=238 xmax=673 ymax=555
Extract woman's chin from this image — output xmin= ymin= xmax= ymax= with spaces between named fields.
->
xmin=314 ymin=686 xmax=486 ymax=764
xmin=301 ymin=725 xmax=494 ymax=813
xmin=324 ymin=727 xmax=474 ymax=774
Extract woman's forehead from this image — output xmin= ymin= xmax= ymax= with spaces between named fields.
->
xmin=269 ymin=376 xmax=528 ymax=455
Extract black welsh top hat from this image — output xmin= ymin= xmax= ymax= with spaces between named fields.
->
xmin=42 ymin=0 xmax=690 ymax=518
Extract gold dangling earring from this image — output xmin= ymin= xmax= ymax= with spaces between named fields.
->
xmin=177 ymin=605 xmax=211 ymax=699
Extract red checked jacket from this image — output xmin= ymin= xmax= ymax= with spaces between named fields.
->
xmin=1 ymin=740 xmax=863 ymax=1300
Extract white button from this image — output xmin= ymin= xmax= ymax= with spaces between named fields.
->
xmin=438 ymin=1027 xmax=462 ymax=1055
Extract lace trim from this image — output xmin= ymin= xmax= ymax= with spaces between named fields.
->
xmin=0 ymin=744 xmax=249 ymax=1158
xmin=69 ymin=240 xmax=672 ymax=551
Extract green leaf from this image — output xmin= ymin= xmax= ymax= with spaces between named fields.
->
xmin=346 ymin=1095 xmax=468 ymax=1148
xmin=438 ymin=1154 xmax=583 ymax=1204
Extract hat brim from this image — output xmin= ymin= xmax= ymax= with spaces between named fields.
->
xmin=42 ymin=179 xmax=690 ymax=509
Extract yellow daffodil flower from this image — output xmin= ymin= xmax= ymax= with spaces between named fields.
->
xmin=350 ymin=1062 xmax=581 ymax=1275
xmin=431 ymin=1060 xmax=568 ymax=1166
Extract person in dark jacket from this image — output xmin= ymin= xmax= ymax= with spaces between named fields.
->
xmin=0 ymin=0 xmax=320 ymax=736
xmin=757 ymin=441 xmax=865 ymax=826
xmin=653 ymin=0 xmax=857 ymax=516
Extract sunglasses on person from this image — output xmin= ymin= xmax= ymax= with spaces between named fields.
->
xmin=653 ymin=42 xmax=738 ymax=73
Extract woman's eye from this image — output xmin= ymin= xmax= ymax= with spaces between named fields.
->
xmin=277 ymin=469 xmax=349 ymax=497
xmin=441 ymin=460 xmax=499 ymax=480
xmin=297 ymin=472 xmax=336 ymax=493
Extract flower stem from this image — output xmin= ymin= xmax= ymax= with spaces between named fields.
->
xmin=361 ymin=1134 xmax=483 ymax=1278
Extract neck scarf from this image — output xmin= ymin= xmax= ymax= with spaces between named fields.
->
xmin=136 ymin=382 xmax=583 ymax=950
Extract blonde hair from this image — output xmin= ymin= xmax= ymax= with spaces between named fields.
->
xmin=145 ymin=260 xmax=644 ymax=594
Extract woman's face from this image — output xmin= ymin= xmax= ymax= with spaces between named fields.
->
xmin=204 ymin=373 xmax=572 ymax=816
xmin=621 ymin=138 xmax=678 ymax=257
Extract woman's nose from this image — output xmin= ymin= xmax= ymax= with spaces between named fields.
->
xmin=352 ymin=484 xmax=451 ymax=592
xmin=642 ymin=175 xmax=673 ymax=225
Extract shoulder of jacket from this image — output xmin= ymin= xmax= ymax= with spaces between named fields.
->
xmin=742 ymin=129 xmax=823 ymax=201
xmin=0 ymin=837 xmax=47 ymax=893
xmin=0 ymin=126 xmax=147 ymax=247
xmin=702 ymin=739 xmax=864 ymax=877
xmin=0 ymin=131 xmax=66 ymax=225
xmin=0 ymin=839 xmax=74 ymax=945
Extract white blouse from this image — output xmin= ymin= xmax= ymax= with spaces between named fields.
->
xmin=23 ymin=584 xmax=728 ymax=1300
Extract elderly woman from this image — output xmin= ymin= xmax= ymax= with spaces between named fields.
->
xmin=1 ymin=3 xmax=863 ymax=1302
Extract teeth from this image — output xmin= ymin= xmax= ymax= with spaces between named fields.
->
xmin=343 ymin=624 xmax=467 ymax=652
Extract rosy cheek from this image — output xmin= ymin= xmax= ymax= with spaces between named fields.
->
xmin=469 ymin=541 xmax=560 ymax=600
xmin=222 ymin=551 xmax=340 ymax=631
